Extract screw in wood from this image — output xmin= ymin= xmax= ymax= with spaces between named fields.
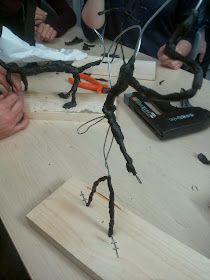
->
xmin=111 ymin=236 xmax=119 ymax=258
xmin=80 ymin=191 xmax=87 ymax=204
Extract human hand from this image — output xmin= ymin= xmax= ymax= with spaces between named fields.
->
xmin=157 ymin=40 xmax=192 ymax=70
xmin=35 ymin=23 xmax=58 ymax=43
xmin=0 ymin=66 xmax=23 ymax=93
xmin=0 ymin=92 xmax=29 ymax=140
xmin=35 ymin=6 xmax=48 ymax=25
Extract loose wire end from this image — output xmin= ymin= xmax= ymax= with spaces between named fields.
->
xmin=136 ymin=174 xmax=142 ymax=184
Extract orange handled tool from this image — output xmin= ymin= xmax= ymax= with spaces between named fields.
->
xmin=68 ymin=73 xmax=109 ymax=94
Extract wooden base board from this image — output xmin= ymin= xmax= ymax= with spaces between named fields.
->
xmin=73 ymin=56 xmax=156 ymax=81
xmin=27 ymin=178 xmax=210 ymax=280
xmin=25 ymin=91 xmax=106 ymax=121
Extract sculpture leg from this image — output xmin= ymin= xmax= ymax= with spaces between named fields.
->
xmin=86 ymin=176 xmax=108 ymax=206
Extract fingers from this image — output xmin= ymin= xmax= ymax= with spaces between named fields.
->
xmin=0 ymin=73 xmax=11 ymax=92
xmin=0 ymin=94 xmax=29 ymax=139
xmin=35 ymin=6 xmax=47 ymax=25
xmin=45 ymin=27 xmax=54 ymax=41
xmin=157 ymin=44 xmax=183 ymax=70
xmin=35 ymin=23 xmax=47 ymax=41
xmin=11 ymin=94 xmax=24 ymax=115
xmin=36 ymin=23 xmax=57 ymax=42
xmin=11 ymin=73 xmax=23 ymax=93
xmin=0 ymin=69 xmax=22 ymax=93
xmin=36 ymin=7 xmax=48 ymax=18
xmin=14 ymin=111 xmax=25 ymax=124
xmin=160 ymin=58 xmax=183 ymax=70
xmin=47 ymin=29 xmax=57 ymax=42
xmin=13 ymin=113 xmax=29 ymax=134
xmin=41 ymin=24 xmax=51 ymax=40
xmin=1 ymin=93 xmax=19 ymax=109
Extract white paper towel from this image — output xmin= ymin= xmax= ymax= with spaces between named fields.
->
xmin=0 ymin=26 xmax=87 ymax=64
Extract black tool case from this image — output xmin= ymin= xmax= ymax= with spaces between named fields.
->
xmin=124 ymin=93 xmax=210 ymax=139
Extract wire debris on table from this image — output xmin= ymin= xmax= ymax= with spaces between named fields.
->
xmin=82 ymin=42 xmax=96 ymax=51
xmin=197 ymin=153 xmax=210 ymax=165
xmin=159 ymin=80 xmax=165 ymax=85
xmin=65 ymin=36 xmax=84 ymax=46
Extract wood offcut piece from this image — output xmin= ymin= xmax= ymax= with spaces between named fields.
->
xmin=27 ymin=178 xmax=210 ymax=280
xmin=24 ymin=91 xmax=106 ymax=121
xmin=73 ymin=55 xmax=156 ymax=81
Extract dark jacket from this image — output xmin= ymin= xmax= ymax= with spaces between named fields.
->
xmin=82 ymin=0 xmax=200 ymax=58
xmin=41 ymin=0 xmax=76 ymax=37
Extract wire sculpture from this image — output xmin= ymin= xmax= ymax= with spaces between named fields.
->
xmin=81 ymin=0 xmax=204 ymax=237
xmin=0 ymin=51 xmax=102 ymax=109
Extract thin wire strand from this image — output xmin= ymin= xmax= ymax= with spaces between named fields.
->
xmin=107 ymin=25 xmax=142 ymax=60
xmin=121 ymin=44 xmax=126 ymax=64
xmin=105 ymin=135 xmax=114 ymax=161
xmin=103 ymin=126 xmax=111 ymax=175
xmin=93 ymin=26 xmax=114 ymax=175
xmin=141 ymin=0 xmax=173 ymax=35
xmin=195 ymin=0 xmax=204 ymax=10
xmin=93 ymin=28 xmax=112 ymax=87
xmin=77 ymin=116 xmax=105 ymax=135
xmin=93 ymin=28 xmax=106 ymax=61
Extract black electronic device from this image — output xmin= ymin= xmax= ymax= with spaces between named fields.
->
xmin=124 ymin=92 xmax=210 ymax=139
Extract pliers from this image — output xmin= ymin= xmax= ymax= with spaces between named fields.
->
xmin=68 ymin=73 xmax=109 ymax=94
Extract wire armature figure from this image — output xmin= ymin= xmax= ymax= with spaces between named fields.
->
xmin=0 ymin=53 xmax=102 ymax=110
xmin=85 ymin=0 xmax=204 ymax=237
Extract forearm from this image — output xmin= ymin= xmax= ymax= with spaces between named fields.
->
xmin=82 ymin=0 xmax=105 ymax=29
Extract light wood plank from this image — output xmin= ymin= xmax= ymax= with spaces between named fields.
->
xmin=24 ymin=72 xmax=106 ymax=120
xmin=24 ymin=91 xmax=105 ymax=121
xmin=73 ymin=55 xmax=156 ymax=81
xmin=27 ymin=178 xmax=210 ymax=280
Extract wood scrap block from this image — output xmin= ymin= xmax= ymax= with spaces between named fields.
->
xmin=24 ymin=73 xmax=106 ymax=121
xmin=73 ymin=55 xmax=156 ymax=81
xmin=24 ymin=91 xmax=105 ymax=121
xmin=27 ymin=178 xmax=210 ymax=280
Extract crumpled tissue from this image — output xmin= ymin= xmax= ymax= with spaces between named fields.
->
xmin=0 ymin=26 xmax=87 ymax=64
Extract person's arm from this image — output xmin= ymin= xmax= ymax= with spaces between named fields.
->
xmin=44 ymin=0 xmax=76 ymax=37
xmin=158 ymin=0 xmax=200 ymax=70
xmin=81 ymin=0 xmax=105 ymax=42
xmin=82 ymin=0 xmax=105 ymax=29
xmin=35 ymin=0 xmax=76 ymax=42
